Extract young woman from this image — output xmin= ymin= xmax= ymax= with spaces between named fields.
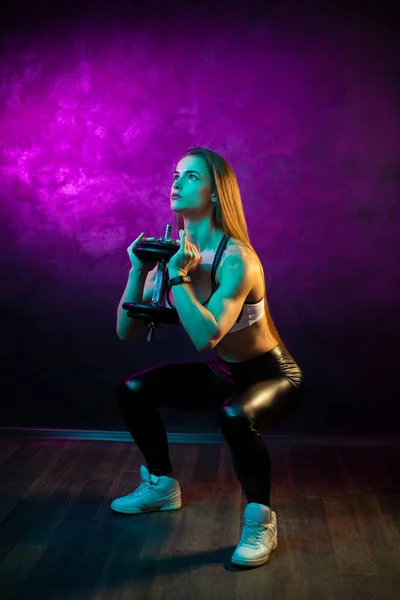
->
xmin=113 ymin=147 xmax=305 ymax=568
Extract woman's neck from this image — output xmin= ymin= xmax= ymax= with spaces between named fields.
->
xmin=183 ymin=219 xmax=223 ymax=253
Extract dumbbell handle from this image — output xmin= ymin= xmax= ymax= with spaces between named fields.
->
xmin=151 ymin=224 xmax=173 ymax=305
xmin=151 ymin=259 xmax=169 ymax=304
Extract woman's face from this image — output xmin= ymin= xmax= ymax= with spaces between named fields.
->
xmin=170 ymin=155 xmax=213 ymax=213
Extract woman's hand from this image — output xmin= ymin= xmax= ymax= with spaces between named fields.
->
xmin=127 ymin=233 xmax=158 ymax=272
xmin=168 ymin=229 xmax=202 ymax=277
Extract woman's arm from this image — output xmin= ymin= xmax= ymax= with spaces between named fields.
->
xmin=168 ymin=249 xmax=257 ymax=352
xmin=116 ymin=266 xmax=157 ymax=341
xmin=167 ymin=270 xmax=219 ymax=352
xmin=203 ymin=252 xmax=258 ymax=348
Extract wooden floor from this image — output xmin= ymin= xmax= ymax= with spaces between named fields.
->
xmin=0 ymin=436 xmax=399 ymax=600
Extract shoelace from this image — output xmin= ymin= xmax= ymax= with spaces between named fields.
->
xmin=240 ymin=519 xmax=268 ymax=548
xmin=128 ymin=480 xmax=154 ymax=498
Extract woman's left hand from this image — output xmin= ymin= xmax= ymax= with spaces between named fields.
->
xmin=168 ymin=229 xmax=202 ymax=277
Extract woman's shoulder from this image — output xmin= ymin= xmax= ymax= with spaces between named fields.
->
xmin=223 ymin=236 xmax=259 ymax=266
xmin=210 ymin=234 xmax=261 ymax=291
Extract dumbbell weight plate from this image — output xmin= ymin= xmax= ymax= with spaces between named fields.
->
xmin=122 ymin=303 xmax=180 ymax=324
xmin=132 ymin=240 xmax=180 ymax=260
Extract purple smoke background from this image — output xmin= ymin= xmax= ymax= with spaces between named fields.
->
xmin=0 ymin=0 xmax=399 ymax=435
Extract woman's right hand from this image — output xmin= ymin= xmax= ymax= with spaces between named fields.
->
xmin=127 ymin=233 xmax=158 ymax=272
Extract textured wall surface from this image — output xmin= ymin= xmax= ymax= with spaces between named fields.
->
xmin=0 ymin=1 xmax=399 ymax=436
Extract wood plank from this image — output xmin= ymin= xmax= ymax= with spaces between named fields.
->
xmin=0 ymin=438 xmax=398 ymax=600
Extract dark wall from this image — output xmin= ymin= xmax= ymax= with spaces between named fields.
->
xmin=1 ymin=1 xmax=399 ymax=437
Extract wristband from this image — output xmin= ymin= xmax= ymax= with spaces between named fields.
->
xmin=169 ymin=275 xmax=192 ymax=288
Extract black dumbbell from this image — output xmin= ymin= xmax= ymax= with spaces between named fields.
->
xmin=122 ymin=224 xmax=180 ymax=341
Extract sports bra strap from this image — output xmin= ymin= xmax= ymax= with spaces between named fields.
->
xmin=166 ymin=233 xmax=230 ymax=311
xmin=211 ymin=234 xmax=230 ymax=294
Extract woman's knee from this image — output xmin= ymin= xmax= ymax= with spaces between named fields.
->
xmin=218 ymin=403 xmax=249 ymax=435
xmin=219 ymin=380 xmax=304 ymax=433
xmin=116 ymin=376 xmax=144 ymax=408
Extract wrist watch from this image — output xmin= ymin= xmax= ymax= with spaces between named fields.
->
xmin=169 ymin=275 xmax=192 ymax=288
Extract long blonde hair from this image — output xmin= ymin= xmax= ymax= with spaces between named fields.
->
xmin=174 ymin=147 xmax=294 ymax=360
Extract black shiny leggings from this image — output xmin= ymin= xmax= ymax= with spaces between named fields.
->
xmin=116 ymin=344 xmax=305 ymax=507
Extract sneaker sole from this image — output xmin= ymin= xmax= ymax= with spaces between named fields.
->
xmin=231 ymin=537 xmax=278 ymax=567
xmin=111 ymin=499 xmax=182 ymax=514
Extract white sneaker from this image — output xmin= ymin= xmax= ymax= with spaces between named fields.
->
xmin=231 ymin=502 xmax=278 ymax=567
xmin=110 ymin=465 xmax=182 ymax=514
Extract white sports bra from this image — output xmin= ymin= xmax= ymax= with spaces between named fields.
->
xmin=166 ymin=234 xmax=265 ymax=333
xmin=226 ymin=297 xmax=265 ymax=333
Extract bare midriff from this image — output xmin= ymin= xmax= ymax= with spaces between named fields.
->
xmin=214 ymin=317 xmax=279 ymax=363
